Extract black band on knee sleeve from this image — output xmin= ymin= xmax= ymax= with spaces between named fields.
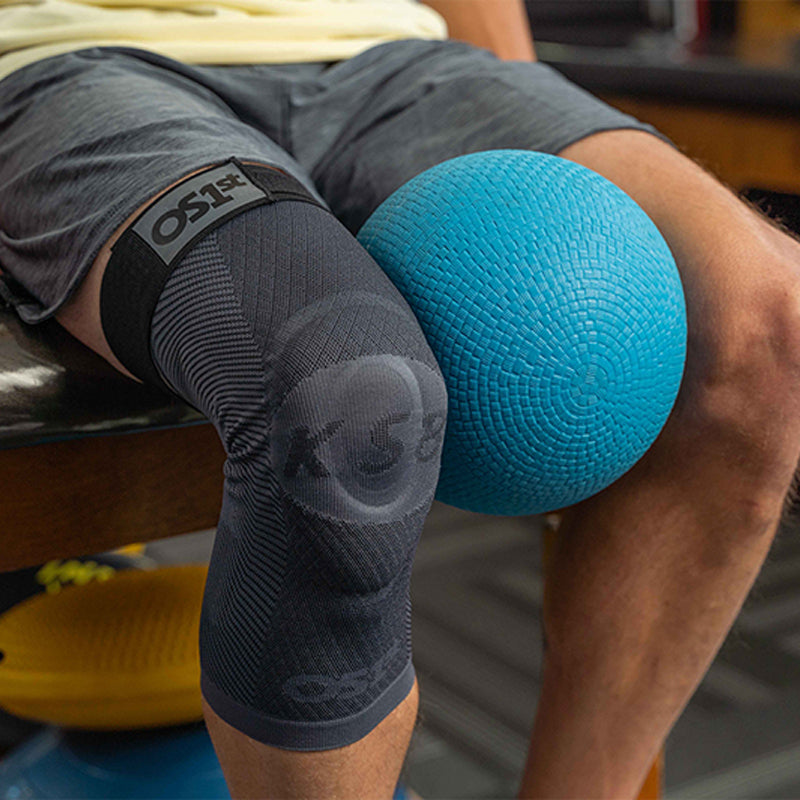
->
xmin=99 ymin=158 xmax=330 ymax=397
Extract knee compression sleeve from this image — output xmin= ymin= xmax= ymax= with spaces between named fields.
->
xmin=99 ymin=160 xmax=447 ymax=750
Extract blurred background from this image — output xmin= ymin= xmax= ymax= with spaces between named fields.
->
xmin=524 ymin=0 xmax=800 ymax=232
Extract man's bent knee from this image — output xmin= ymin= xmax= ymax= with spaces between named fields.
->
xmin=661 ymin=241 xmax=800 ymax=523
xmin=98 ymin=164 xmax=448 ymax=750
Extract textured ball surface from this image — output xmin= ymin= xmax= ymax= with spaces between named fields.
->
xmin=357 ymin=150 xmax=686 ymax=516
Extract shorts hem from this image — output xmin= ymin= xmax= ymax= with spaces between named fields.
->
xmin=550 ymin=122 xmax=676 ymax=156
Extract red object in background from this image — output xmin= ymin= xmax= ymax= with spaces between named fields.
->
xmin=674 ymin=0 xmax=711 ymax=47
xmin=695 ymin=0 xmax=711 ymax=42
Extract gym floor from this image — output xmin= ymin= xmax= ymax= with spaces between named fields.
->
xmin=4 ymin=503 xmax=800 ymax=798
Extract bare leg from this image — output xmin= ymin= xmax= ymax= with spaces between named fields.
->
xmin=54 ymin=168 xmax=420 ymax=800
xmin=517 ymin=130 xmax=800 ymax=799
xmin=202 ymin=683 xmax=418 ymax=799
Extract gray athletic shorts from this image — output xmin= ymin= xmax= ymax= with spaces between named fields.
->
xmin=0 ymin=38 xmax=667 ymax=324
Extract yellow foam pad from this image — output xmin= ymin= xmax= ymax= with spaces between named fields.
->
xmin=0 ymin=564 xmax=207 ymax=729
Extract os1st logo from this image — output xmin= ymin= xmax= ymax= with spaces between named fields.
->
xmin=282 ymin=639 xmax=402 ymax=703
xmin=133 ymin=162 xmax=269 ymax=265
xmin=150 ymin=172 xmax=248 ymax=246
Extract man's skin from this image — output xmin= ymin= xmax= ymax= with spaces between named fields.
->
xmin=52 ymin=1 xmax=800 ymax=798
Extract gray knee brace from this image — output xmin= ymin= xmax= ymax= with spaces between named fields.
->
xmin=99 ymin=160 xmax=447 ymax=750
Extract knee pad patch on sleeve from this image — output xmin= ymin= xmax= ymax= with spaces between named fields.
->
xmin=101 ymin=173 xmax=447 ymax=751
xmin=268 ymin=298 xmax=446 ymax=602
xmin=270 ymin=297 xmax=446 ymax=527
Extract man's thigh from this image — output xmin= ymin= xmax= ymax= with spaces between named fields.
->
xmin=0 ymin=47 xmax=321 ymax=379
xmin=298 ymin=39 xmax=668 ymax=235
xmin=55 ymin=160 xmax=288 ymax=382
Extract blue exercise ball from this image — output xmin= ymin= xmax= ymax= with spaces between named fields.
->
xmin=0 ymin=725 xmax=414 ymax=800
xmin=357 ymin=150 xmax=687 ymax=516
xmin=0 ymin=724 xmax=230 ymax=799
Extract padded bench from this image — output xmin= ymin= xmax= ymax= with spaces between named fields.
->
xmin=0 ymin=305 xmax=225 ymax=572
